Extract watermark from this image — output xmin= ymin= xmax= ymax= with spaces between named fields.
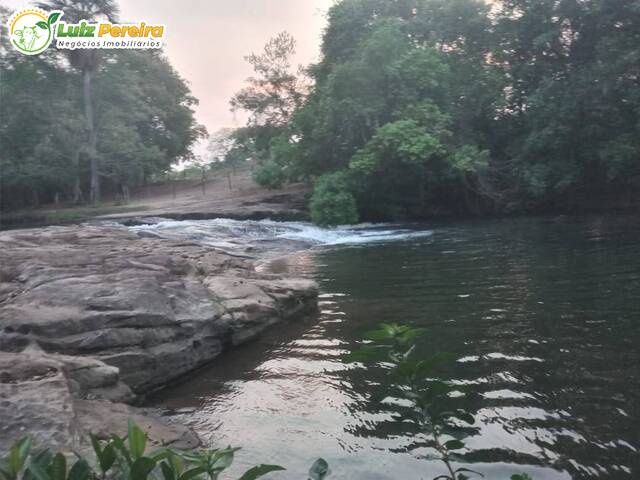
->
xmin=7 ymin=7 xmax=166 ymax=55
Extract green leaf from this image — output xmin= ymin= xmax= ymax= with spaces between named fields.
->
xmin=129 ymin=458 xmax=156 ymax=480
xmin=342 ymin=345 xmax=389 ymax=363
xmin=111 ymin=435 xmax=132 ymax=466
xmin=425 ymin=381 xmax=452 ymax=399
xmin=308 ymin=458 xmax=330 ymax=480
xmin=47 ymin=454 xmax=67 ymax=480
xmin=211 ymin=449 xmax=235 ymax=472
xmin=36 ymin=21 xmax=49 ymax=30
xmin=159 ymin=462 xmax=176 ymax=480
xmin=32 ymin=449 xmax=53 ymax=470
xmin=0 ymin=464 xmax=13 ymax=480
xmin=66 ymin=459 xmax=90 ymax=480
xmin=363 ymin=328 xmax=393 ymax=341
xmin=417 ymin=352 xmax=455 ymax=374
xmin=47 ymin=12 xmax=61 ymax=25
xmin=453 ymin=411 xmax=475 ymax=425
xmin=90 ymin=435 xmax=102 ymax=459
xmin=99 ymin=445 xmax=116 ymax=473
xmin=397 ymin=327 xmax=426 ymax=345
xmin=9 ymin=437 xmax=31 ymax=476
xmin=168 ymin=454 xmax=183 ymax=476
xmin=128 ymin=420 xmax=147 ymax=459
xmin=178 ymin=467 xmax=205 ymax=480
xmin=238 ymin=464 xmax=286 ymax=480
xmin=26 ymin=461 xmax=50 ymax=480
xmin=146 ymin=449 xmax=172 ymax=462
xmin=443 ymin=439 xmax=465 ymax=451
xmin=511 ymin=475 xmax=533 ymax=480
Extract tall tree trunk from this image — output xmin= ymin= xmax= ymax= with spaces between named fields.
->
xmin=122 ymin=184 xmax=130 ymax=205
xmin=418 ymin=164 xmax=426 ymax=213
xmin=83 ymin=69 xmax=99 ymax=205
xmin=72 ymin=147 xmax=82 ymax=203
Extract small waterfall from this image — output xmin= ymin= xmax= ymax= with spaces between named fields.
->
xmin=124 ymin=218 xmax=433 ymax=257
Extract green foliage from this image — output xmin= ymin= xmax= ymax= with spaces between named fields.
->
xmin=253 ymin=160 xmax=286 ymax=190
xmin=0 ymin=422 xmax=326 ymax=480
xmin=231 ymin=0 xmax=640 ymax=219
xmin=0 ymin=4 xmax=203 ymax=211
xmin=343 ymin=323 xmax=477 ymax=480
xmin=344 ymin=323 xmax=535 ymax=480
xmin=309 ymin=171 xmax=359 ymax=227
xmin=350 ymin=120 xmax=444 ymax=174
xmin=229 ymin=32 xmax=308 ymax=171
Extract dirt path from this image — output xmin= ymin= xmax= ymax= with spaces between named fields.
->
xmin=0 ymin=170 xmax=311 ymax=229
xmin=104 ymin=169 xmax=309 ymax=220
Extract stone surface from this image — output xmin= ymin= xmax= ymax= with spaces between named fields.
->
xmin=0 ymin=224 xmax=318 ymax=453
xmin=0 ymin=225 xmax=318 ymax=393
xmin=0 ymin=350 xmax=199 ymax=453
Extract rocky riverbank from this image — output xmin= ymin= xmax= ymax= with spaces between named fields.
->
xmin=0 ymin=224 xmax=318 ymax=452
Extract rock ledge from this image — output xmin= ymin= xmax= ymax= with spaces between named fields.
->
xmin=0 ymin=225 xmax=318 ymax=452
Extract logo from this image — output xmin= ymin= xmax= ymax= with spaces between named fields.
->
xmin=8 ymin=8 xmax=60 ymax=55
xmin=7 ymin=7 xmax=166 ymax=55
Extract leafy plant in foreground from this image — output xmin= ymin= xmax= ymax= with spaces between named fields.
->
xmin=0 ymin=419 xmax=327 ymax=480
xmin=344 ymin=322 xmax=533 ymax=480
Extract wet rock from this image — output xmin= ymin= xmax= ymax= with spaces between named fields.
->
xmin=0 ymin=350 xmax=198 ymax=453
xmin=0 ymin=225 xmax=318 ymax=393
xmin=0 ymin=224 xmax=318 ymax=452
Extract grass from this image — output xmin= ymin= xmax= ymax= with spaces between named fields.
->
xmin=0 ymin=204 xmax=150 ymax=229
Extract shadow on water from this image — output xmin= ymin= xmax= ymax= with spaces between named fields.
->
xmin=148 ymin=216 xmax=640 ymax=480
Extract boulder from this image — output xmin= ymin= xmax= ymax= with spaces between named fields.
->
xmin=0 ymin=225 xmax=318 ymax=393
xmin=0 ymin=224 xmax=318 ymax=453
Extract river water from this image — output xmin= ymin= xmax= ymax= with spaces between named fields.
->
xmin=134 ymin=216 xmax=639 ymax=480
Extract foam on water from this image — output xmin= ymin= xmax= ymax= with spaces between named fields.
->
xmin=127 ymin=218 xmax=433 ymax=250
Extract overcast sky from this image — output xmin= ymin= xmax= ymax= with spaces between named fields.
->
xmin=3 ymin=0 xmax=334 ymax=137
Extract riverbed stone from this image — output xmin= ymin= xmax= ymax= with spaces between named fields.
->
xmin=0 ymin=224 xmax=318 ymax=452
xmin=0 ymin=350 xmax=199 ymax=453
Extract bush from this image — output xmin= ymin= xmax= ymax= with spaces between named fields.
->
xmin=310 ymin=171 xmax=359 ymax=227
xmin=0 ymin=420 xmax=330 ymax=480
xmin=253 ymin=160 xmax=286 ymax=189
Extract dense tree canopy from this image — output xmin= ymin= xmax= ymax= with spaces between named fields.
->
xmin=232 ymin=0 xmax=640 ymax=224
xmin=0 ymin=5 xmax=204 ymax=211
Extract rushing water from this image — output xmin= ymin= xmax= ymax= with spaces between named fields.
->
xmin=140 ymin=216 xmax=640 ymax=480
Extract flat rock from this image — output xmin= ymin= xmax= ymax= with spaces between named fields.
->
xmin=0 ymin=224 xmax=318 ymax=453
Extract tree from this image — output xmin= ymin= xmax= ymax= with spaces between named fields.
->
xmin=230 ymin=32 xmax=309 ymax=175
xmin=0 ymin=7 xmax=203 ymax=212
xmin=257 ymin=0 xmax=639 ymax=222
xmin=38 ymin=0 xmax=119 ymax=204
xmin=290 ymin=1 xmax=499 ymax=220
xmin=309 ymin=171 xmax=358 ymax=226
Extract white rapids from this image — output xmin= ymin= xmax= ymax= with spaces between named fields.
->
xmin=124 ymin=218 xmax=433 ymax=257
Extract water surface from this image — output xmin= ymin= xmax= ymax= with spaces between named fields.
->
xmin=145 ymin=216 xmax=640 ymax=480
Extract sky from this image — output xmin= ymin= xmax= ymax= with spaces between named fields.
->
xmin=3 ymin=0 xmax=334 ymax=139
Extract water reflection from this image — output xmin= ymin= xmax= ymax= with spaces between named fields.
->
xmin=149 ymin=216 xmax=640 ymax=480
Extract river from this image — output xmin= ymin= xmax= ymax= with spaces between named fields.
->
xmin=134 ymin=216 xmax=639 ymax=480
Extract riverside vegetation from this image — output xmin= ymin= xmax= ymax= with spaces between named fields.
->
xmin=0 ymin=0 xmax=204 ymax=210
xmin=0 ymin=420 xmax=331 ymax=480
xmin=223 ymin=0 xmax=640 ymax=225
xmin=4 ymin=0 xmax=638 ymax=223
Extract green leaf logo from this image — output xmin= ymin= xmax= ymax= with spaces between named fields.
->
xmin=36 ymin=21 xmax=48 ymax=30
xmin=48 ymin=12 xmax=61 ymax=25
